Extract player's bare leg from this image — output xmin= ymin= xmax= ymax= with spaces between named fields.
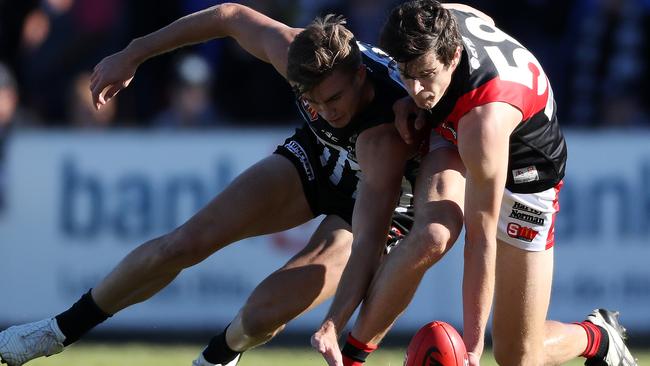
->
xmin=0 ymin=155 xmax=314 ymax=366
xmin=92 ymin=155 xmax=314 ymax=313
xmin=343 ymin=148 xmax=465 ymax=353
xmin=492 ymin=242 xmax=637 ymax=366
xmin=492 ymin=241 xmax=556 ymax=366
xmin=543 ymin=320 xmax=588 ymax=364
xmin=193 ymin=216 xmax=353 ymax=365
xmin=230 ymin=215 xmax=352 ymax=348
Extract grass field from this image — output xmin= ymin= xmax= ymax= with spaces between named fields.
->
xmin=26 ymin=344 xmax=650 ymax=366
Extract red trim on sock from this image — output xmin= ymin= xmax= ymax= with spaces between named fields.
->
xmin=575 ymin=321 xmax=602 ymax=358
xmin=342 ymin=355 xmax=365 ymax=366
xmin=575 ymin=322 xmax=593 ymax=357
xmin=346 ymin=333 xmax=378 ymax=352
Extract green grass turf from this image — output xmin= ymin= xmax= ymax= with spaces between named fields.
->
xmin=26 ymin=344 xmax=650 ymax=366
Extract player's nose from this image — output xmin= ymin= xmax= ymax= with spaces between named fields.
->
xmin=320 ymin=108 xmax=335 ymax=120
xmin=405 ymin=78 xmax=425 ymax=97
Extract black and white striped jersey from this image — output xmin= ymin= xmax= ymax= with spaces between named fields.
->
xmin=294 ymin=42 xmax=417 ymax=209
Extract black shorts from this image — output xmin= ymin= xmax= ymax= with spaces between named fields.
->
xmin=274 ymin=126 xmax=356 ymax=224
xmin=274 ymin=127 xmax=415 ymax=247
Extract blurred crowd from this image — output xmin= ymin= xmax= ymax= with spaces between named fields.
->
xmin=1 ymin=0 xmax=649 ymax=130
xmin=1 ymin=0 xmax=649 ymax=212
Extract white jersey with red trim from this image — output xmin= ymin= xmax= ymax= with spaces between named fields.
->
xmin=430 ymin=9 xmax=567 ymax=193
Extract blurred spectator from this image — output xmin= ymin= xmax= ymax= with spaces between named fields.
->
xmin=210 ymin=0 xmax=299 ymax=124
xmin=464 ymin=0 xmax=574 ymax=118
xmin=67 ymin=71 xmax=116 ymax=128
xmin=243 ymin=0 xmax=301 ymax=24
xmin=152 ymin=54 xmax=220 ymax=128
xmin=344 ymin=0 xmax=395 ymax=44
xmin=0 ymin=62 xmax=35 ymax=212
xmin=567 ymin=0 xmax=650 ymax=127
xmin=18 ymin=0 xmax=127 ymax=124
xmin=0 ymin=63 xmax=15 ymax=211
xmin=297 ymin=0 xmax=342 ymax=24
xmin=122 ymin=1 xmax=182 ymax=123
xmin=3 ymin=0 xmax=649 ymax=128
xmin=213 ymin=40 xmax=296 ymax=124
xmin=179 ymin=1 xmax=228 ymax=71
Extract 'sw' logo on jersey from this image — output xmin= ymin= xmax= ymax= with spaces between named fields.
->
xmin=507 ymin=222 xmax=539 ymax=242
xmin=299 ymin=97 xmax=318 ymax=121
xmin=441 ymin=122 xmax=457 ymax=140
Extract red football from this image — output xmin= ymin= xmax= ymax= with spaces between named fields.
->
xmin=404 ymin=321 xmax=469 ymax=366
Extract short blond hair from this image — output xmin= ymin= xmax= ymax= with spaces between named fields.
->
xmin=287 ymin=15 xmax=361 ymax=94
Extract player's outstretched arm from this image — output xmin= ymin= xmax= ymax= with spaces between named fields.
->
xmin=456 ymin=102 xmax=520 ymax=366
xmin=312 ymin=124 xmax=410 ymax=366
xmin=90 ymin=3 xmax=301 ymax=110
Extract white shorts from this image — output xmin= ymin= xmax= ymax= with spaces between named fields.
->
xmin=496 ymin=181 xmax=563 ymax=251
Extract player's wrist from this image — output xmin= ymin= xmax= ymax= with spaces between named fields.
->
xmin=125 ymin=38 xmax=153 ymax=66
xmin=319 ymin=318 xmax=338 ymax=333
xmin=463 ymin=327 xmax=485 ymax=356
xmin=462 ymin=330 xmax=484 ymax=357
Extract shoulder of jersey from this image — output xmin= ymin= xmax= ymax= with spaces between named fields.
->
xmin=450 ymin=10 xmax=502 ymax=86
xmin=357 ymin=42 xmax=405 ymax=90
xmin=446 ymin=8 xmax=554 ymax=123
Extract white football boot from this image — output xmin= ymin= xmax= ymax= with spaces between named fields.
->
xmin=585 ymin=309 xmax=638 ymax=366
xmin=0 ymin=318 xmax=65 ymax=366
xmin=192 ymin=350 xmax=241 ymax=366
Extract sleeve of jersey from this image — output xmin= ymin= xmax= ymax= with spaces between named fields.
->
xmin=447 ymin=77 xmax=549 ymax=123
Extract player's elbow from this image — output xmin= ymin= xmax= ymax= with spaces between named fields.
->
xmin=214 ymin=2 xmax=240 ymax=13
xmin=212 ymin=3 xmax=244 ymax=24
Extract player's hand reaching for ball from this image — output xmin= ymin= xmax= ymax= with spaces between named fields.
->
xmin=468 ymin=351 xmax=481 ymax=366
xmin=90 ymin=48 xmax=139 ymax=110
xmin=312 ymin=320 xmax=343 ymax=366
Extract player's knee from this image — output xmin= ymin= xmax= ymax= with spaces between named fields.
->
xmin=493 ymin=336 xmax=541 ymax=366
xmin=323 ymin=235 xmax=352 ymax=270
xmin=408 ymin=223 xmax=453 ymax=267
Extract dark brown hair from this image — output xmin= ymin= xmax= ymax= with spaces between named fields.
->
xmin=380 ymin=0 xmax=461 ymax=66
xmin=287 ymin=15 xmax=361 ymax=94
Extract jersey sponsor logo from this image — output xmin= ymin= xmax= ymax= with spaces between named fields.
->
xmin=512 ymin=165 xmax=539 ymax=184
xmin=440 ymin=122 xmax=458 ymax=140
xmin=299 ymin=97 xmax=318 ymax=121
xmin=507 ymin=222 xmax=539 ymax=242
xmin=284 ymin=141 xmax=315 ymax=181
xmin=512 ymin=202 xmax=542 ymax=216
xmin=509 ymin=209 xmax=545 ymax=225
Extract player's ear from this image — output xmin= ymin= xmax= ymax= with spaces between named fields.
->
xmin=289 ymin=81 xmax=303 ymax=97
xmin=355 ymin=64 xmax=367 ymax=83
xmin=452 ymin=46 xmax=462 ymax=68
